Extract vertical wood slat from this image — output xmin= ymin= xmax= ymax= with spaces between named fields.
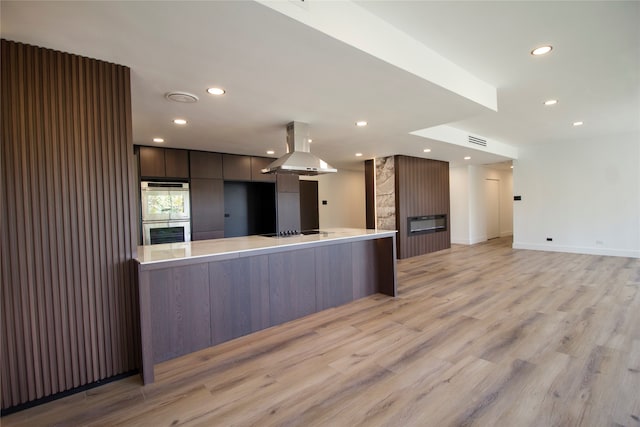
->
xmin=1 ymin=39 xmax=139 ymax=410
xmin=395 ymin=155 xmax=451 ymax=259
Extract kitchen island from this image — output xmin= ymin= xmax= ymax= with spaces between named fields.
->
xmin=136 ymin=228 xmax=397 ymax=384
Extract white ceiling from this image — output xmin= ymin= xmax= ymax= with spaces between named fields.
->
xmin=2 ymin=1 xmax=638 ymax=170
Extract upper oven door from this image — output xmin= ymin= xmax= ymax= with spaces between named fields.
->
xmin=140 ymin=182 xmax=190 ymax=222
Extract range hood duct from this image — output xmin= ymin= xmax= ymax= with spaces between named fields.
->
xmin=261 ymin=121 xmax=337 ymax=176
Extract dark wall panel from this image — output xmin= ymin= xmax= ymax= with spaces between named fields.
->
xmin=395 ymin=155 xmax=451 ymax=259
xmin=0 ymin=40 xmax=138 ymax=410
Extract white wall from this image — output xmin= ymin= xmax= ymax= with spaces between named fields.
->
xmin=513 ymin=133 xmax=640 ymax=258
xmin=449 ymin=166 xmax=470 ymax=244
xmin=301 ymin=169 xmax=366 ymax=229
xmin=450 ymin=164 xmax=513 ymax=245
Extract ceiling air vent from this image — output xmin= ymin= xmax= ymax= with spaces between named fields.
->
xmin=468 ymin=135 xmax=487 ymax=147
xmin=165 ymin=91 xmax=199 ymax=103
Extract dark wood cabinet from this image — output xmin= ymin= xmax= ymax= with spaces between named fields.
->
xmin=139 ymin=146 xmax=189 ymax=179
xmin=223 ymin=154 xmax=251 ymax=181
xmin=250 ymin=156 xmax=276 ymax=182
xmin=191 ymin=151 xmax=223 ymax=179
xmin=315 ymin=244 xmax=353 ymax=310
xmin=209 ymin=256 xmax=270 ymax=345
xmin=269 ymin=248 xmax=316 ymax=325
xmin=190 ymin=178 xmax=224 ymax=239
xmin=165 ymin=149 xmax=189 ymax=178
xmin=139 ymin=146 xmax=165 ymax=177
xmin=149 ymin=264 xmax=211 ymax=363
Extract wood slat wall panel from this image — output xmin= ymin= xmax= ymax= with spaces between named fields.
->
xmin=395 ymin=155 xmax=451 ymax=259
xmin=0 ymin=39 xmax=139 ymax=410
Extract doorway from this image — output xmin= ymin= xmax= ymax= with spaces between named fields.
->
xmin=486 ymin=179 xmax=500 ymax=240
xmin=300 ymin=180 xmax=319 ymax=231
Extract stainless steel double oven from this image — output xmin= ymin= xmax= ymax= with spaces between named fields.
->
xmin=140 ymin=182 xmax=191 ymax=245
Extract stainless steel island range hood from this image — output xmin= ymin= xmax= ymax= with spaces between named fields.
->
xmin=261 ymin=121 xmax=337 ymax=176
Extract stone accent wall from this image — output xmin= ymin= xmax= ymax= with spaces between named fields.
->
xmin=375 ymin=156 xmax=396 ymax=230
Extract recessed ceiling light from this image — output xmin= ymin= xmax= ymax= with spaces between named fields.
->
xmin=152 ymin=137 xmax=164 ymax=143
xmin=423 ymin=148 xmax=431 ymax=153
xmin=355 ymin=153 xmax=363 ymax=157
xmin=308 ymin=139 xmax=312 ymax=143
xmin=266 ymin=150 xmax=275 ymax=155
xmin=573 ymin=121 xmax=584 ymax=126
xmin=356 ymin=121 xmax=368 ymax=127
xmin=544 ymin=99 xmax=558 ymax=106
xmin=173 ymin=118 xmax=187 ymax=125
xmin=531 ymin=45 xmax=553 ymax=56
xmin=464 ymin=156 xmax=471 ymax=160
xmin=510 ymin=165 xmax=514 ymax=169
xmin=206 ymin=87 xmax=225 ymax=96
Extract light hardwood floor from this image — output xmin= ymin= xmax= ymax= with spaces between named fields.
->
xmin=4 ymin=238 xmax=640 ymax=426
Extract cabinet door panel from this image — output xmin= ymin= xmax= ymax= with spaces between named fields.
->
xmin=209 ymin=256 xmax=270 ymax=345
xmin=165 ymin=149 xmax=189 ymax=178
xmin=191 ymin=151 xmax=223 ymax=179
xmin=139 ymin=146 xmax=165 ymax=177
xmin=149 ymin=264 xmax=210 ymax=363
xmin=223 ymin=154 xmax=251 ymax=181
xmin=316 ymin=244 xmax=353 ymax=310
xmin=269 ymin=248 xmax=316 ymax=325
xmin=191 ymin=178 xmax=224 ymax=233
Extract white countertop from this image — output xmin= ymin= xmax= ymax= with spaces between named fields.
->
xmin=136 ymin=228 xmax=396 ymax=266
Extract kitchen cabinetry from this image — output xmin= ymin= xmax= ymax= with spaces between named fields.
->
xmin=223 ymin=154 xmax=251 ymax=181
xmin=191 ymin=178 xmax=224 ymax=240
xmin=190 ymin=151 xmax=222 ymax=179
xmin=190 ymin=149 xmax=224 ymax=241
xmin=139 ymin=146 xmax=189 ymax=179
xmin=209 ymin=256 xmax=270 ymax=345
xmin=250 ymin=156 xmax=276 ymax=183
xmin=268 ymin=247 xmax=317 ymax=325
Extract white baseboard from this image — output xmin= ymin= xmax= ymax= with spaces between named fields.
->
xmin=512 ymin=242 xmax=640 ymax=258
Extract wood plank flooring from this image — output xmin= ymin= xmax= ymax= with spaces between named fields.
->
xmin=4 ymin=238 xmax=640 ymax=426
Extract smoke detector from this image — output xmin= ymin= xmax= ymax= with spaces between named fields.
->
xmin=165 ymin=91 xmax=199 ymax=103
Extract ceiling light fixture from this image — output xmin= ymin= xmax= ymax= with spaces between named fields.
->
xmin=544 ymin=99 xmax=558 ymax=106
xmin=153 ymin=137 xmax=164 ymax=143
xmin=355 ymin=153 xmax=363 ymax=157
xmin=308 ymin=139 xmax=312 ymax=143
xmin=423 ymin=148 xmax=431 ymax=153
xmin=573 ymin=121 xmax=584 ymax=126
xmin=531 ymin=45 xmax=553 ymax=56
xmin=464 ymin=156 xmax=471 ymax=160
xmin=356 ymin=121 xmax=368 ymax=127
xmin=173 ymin=118 xmax=187 ymax=125
xmin=266 ymin=150 xmax=275 ymax=155
xmin=207 ymin=87 xmax=225 ymax=96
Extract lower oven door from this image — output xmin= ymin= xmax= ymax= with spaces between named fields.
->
xmin=142 ymin=221 xmax=191 ymax=245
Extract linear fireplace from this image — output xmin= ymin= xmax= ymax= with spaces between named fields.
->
xmin=408 ymin=214 xmax=447 ymax=235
